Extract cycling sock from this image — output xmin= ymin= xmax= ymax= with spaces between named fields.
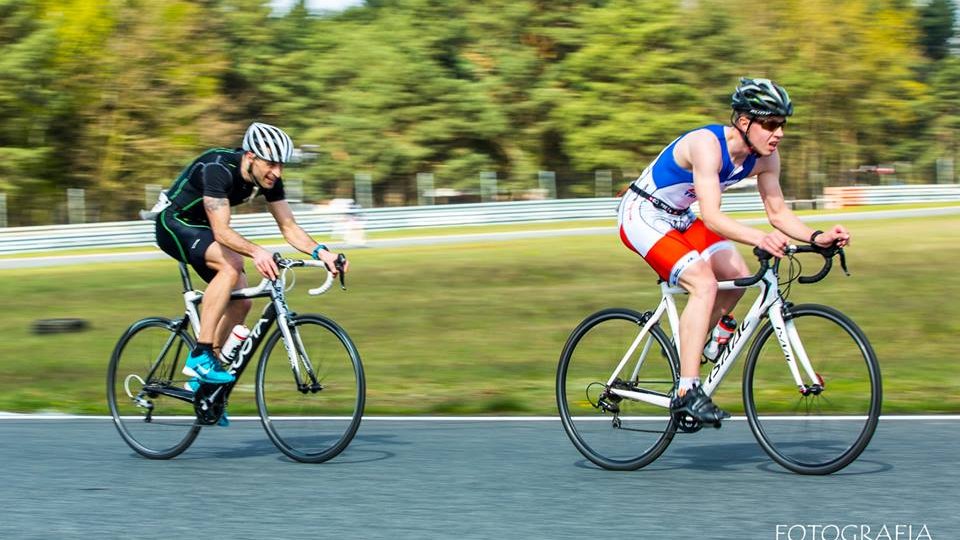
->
xmin=677 ymin=377 xmax=700 ymax=397
xmin=192 ymin=342 xmax=214 ymax=357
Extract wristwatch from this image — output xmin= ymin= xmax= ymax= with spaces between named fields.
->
xmin=311 ymin=244 xmax=328 ymax=260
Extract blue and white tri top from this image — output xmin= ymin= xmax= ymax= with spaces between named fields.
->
xmin=632 ymin=124 xmax=757 ymax=211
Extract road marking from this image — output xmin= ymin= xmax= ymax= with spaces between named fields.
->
xmin=2 ymin=414 xmax=958 ymax=421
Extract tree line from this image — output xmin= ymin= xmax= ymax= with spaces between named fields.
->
xmin=0 ymin=0 xmax=957 ymax=225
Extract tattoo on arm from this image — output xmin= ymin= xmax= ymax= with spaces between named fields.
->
xmin=204 ymin=198 xmax=229 ymax=212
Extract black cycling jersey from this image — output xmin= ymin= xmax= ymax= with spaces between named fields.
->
xmin=164 ymin=148 xmax=285 ymax=223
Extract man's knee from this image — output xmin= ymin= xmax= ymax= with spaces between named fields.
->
xmin=680 ymin=263 xmax=718 ymax=298
xmin=210 ymin=257 xmax=246 ymax=284
xmin=710 ymin=249 xmax=750 ymax=280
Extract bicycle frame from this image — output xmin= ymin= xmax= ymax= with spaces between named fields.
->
xmin=149 ymin=261 xmax=329 ymax=408
xmin=605 ymin=266 xmax=823 ymax=408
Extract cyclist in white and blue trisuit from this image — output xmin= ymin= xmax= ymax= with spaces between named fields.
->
xmin=618 ymin=77 xmax=850 ymax=424
xmin=156 ymin=122 xmax=347 ymax=393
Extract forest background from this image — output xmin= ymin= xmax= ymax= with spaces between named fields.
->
xmin=1 ymin=0 xmax=958 ymax=225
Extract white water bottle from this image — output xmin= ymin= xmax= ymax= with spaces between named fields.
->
xmin=703 ymin=315 xmax=736 ymax=362
xmin=219 ymin=324 xmax=250 ymax=366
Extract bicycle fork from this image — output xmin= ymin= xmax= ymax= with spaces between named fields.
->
xmin=275 ymin=308 xmax=323 ymax=394
xmin=769 ymin=304 xmax=823 ymax=396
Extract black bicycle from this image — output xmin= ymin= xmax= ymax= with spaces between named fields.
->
xmin=107 ymin=253 xmax=365 ymax=463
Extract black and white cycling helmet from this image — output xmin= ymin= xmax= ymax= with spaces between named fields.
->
xmin=242 ymin=122 xmax=294 ymax=163
xmin=731 ymin=77 xmax=793 ymax=117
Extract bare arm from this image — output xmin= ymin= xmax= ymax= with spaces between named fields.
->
xmin=204 ymin=196 xmax=278 ymax=279
xmin=683 ymin=131 xmax=766 ymax=245
xmin=205 ymin=196 xmax=261 ymax=256
xmin=268 ymin=199 xmax=317 ymax=254
xmin=680 ymin=132 xmax=794 ymax=257
xmin=757 ymin=158 xmax=850 ymax=248
xmin=268 ymin=199 xmax=347 ymax=273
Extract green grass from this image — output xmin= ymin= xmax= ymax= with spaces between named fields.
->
xmin=1 ymin=214 xmax=957 ymax=415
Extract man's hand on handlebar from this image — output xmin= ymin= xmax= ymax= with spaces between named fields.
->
xmin=253 ymin=247 xmax=280 ymax=280
xmin=758 ymin=230 xmax=792 ymax=258
xmin=316 ymin=248 xmax=349 ymax=275
xmin=813 ymin=225 xmax=851 ymax=249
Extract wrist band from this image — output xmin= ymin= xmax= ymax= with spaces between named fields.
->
xmin=311 ymin=244 xmax=327 ymax=260
xmin=809 ymin=230 xmax=824 ymax=244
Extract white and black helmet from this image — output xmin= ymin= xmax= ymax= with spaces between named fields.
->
xmin=731 ymin=77 xmax=793 ymax=117
xmin=242 ymin=122 xmax=294 ymax=163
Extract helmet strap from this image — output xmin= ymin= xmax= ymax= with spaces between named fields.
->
xmin=245 ymin=155 xmax=266 ymax=189
xmin=732 ymin=113 xmax=761 ymax=156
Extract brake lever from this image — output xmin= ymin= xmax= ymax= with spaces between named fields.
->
xmin=335 ymin=253 xmax=347 ymax=290
xmin=838 ymin=247 xmax=850 ymax=276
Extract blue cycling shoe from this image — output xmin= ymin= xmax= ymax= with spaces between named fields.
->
xmin=182 ymin=350 xmax=235 ymax=384
xmin=184 ymin=377 xmax=230 ymax=427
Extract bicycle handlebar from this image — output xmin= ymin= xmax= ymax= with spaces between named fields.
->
xmin=733 ymin=247 xmax=773 ymax=287
xmin=792 ymin=243 xmax=849 ymax=284
xmin=733 ymin=243 xmax=848 ymax=287
xmin=272 ymin=252 xmax=348 ymax=296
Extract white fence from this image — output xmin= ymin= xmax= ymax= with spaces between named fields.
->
xmin=823 ymin=184 xmax=960 ymax=207
xmin=1 ymin=184 xmax=957 ymax=255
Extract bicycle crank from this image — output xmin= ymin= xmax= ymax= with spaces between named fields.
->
xmin=674 ymin=412 xmax=703 ymax=433
xmin=193 ymin=385 xmax=226 ymax=425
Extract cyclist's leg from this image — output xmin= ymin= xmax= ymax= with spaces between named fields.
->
xmin=618 ymin=197 xmax=716 ymax=383
xmin=198 ymin=242 xmax=245 ymax=346
xmin=682 ymin=219 xmax=749 ymax=325
xmin=675 ymin=261 xmax=717 ymax=378
xmin=214 ymin=272 xmax=253 ymax=351
xmin=672 ymin=260 xmax=730 ymax=423
xmin=619 ymin=199 xmax=728 ymax=422
xmin=156 ymin=214 xmax=235 ymax=384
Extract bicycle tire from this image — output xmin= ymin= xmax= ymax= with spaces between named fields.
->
xmin=557 ymin=308 xmax=679 ymax=470
xmin=256 ymin=314 xmax=365 ymax=463
xmin=107 ymin=317 xmax=201 ymax=459
xmin=743 ymin=304 xmax=882 ymax=475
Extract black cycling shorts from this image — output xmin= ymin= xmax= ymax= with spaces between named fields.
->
xmin=155 ymin=210 xmax=218 ymax=283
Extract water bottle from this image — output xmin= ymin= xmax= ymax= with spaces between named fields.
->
xmin=703 ymin=314 xmax=736 ymax=362
xmin=219 ymin=324 xmax=250 ymax=368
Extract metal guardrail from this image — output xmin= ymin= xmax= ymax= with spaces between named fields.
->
xmin=1 ymin=184 xmax=957 ymax=255
xmin=824 ymin=184 xmax=960 ymax=207
xmin=0 ymin=198 xmax=636 ymax=254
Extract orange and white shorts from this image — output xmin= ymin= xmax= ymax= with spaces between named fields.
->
xmin=617 ymin=189 xmax=734 ymax=286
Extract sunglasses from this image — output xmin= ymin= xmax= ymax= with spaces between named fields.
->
xmin=754 ymin=117 xmax=787 ymax=132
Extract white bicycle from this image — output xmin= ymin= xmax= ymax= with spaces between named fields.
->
xmin=556 ymin=244 xmax=881 ymax=475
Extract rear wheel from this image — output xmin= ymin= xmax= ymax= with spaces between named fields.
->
xmin=557 ymin=308 xmax=678 ymax=470
xmin=256 ymin=315 xmax=365 ymax=463
xmin=107 ymin=317 xmax=200 ymax=459
xmin=743 ymin=304 xmax=881 ymax=475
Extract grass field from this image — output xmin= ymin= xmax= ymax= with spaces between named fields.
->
xmin=0 ymin=212 xmax=957 ymax=415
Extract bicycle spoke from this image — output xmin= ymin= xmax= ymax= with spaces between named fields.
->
xmin=107 ymin=318 xmax=200 ymax=459
xmin=257 ymin=315 xmax=364 ymax=463
xmin=744 ymin=304 xmax=881 ymax=474
xmin=557 ymin=308 xmax=678 ymax=470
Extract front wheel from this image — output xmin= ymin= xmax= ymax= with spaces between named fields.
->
xmin=557 ymin=308 xmax=679 ymax=470
xmin=743 ymin=304 xmax=882 ymax=475
xmin=256 ymin=314 xmax=365 ymax=463
xmin=107 ymin=317 xmax=201 ymax=459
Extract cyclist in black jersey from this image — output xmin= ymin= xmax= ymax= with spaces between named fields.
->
xmin=156 ymin=122 xmax=347 ymax=395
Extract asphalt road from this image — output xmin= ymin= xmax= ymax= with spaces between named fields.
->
xmin=0 ymin=417 xmax=955 ymax=539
